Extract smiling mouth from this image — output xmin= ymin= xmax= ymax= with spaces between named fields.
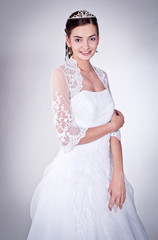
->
xmin=80 ymin=51 xmax=91 ymax=55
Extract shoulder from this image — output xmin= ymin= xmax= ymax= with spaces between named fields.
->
xmin=51 ymin=66 xmax=68 ymax=90
xmin=55 ymin=59 xmax=73 ymax=70
xmin=52 ymin=60 xmax=73 ymax=78
xmin=51 ymin=65 xmax=67 ymax=82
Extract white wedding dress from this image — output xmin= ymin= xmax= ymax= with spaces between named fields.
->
xmin=27 ymin=56 xmax=149 ymax=240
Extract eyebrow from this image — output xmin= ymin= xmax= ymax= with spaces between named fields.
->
xmin=73 ymin=34 xmax=97 ymax=38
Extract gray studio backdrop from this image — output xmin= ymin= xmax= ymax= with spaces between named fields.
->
xmin=0 ymin=0 xmax=157 ymax=239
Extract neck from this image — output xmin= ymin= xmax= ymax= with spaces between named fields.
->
xmin=72 ymin=55 xmax=93 ymax=72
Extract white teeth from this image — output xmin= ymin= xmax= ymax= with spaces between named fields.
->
xmin=82 ymin=51 xmax=90 ymax=53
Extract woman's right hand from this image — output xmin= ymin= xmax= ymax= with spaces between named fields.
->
xmin=110 ymin=109 xmax=125 ymax=132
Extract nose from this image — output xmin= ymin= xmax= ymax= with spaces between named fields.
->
xmin=82 ymin=40 xmax=89 ymax=50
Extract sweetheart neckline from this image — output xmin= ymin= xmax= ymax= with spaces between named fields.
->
xmin=81 ymin=88 xmax=107 ymax=94
xmin=70 ymin=88 xmax=109 ymax=101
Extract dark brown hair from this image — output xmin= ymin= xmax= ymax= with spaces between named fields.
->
xmin=64 ymin=10 xmax=99 ymax=60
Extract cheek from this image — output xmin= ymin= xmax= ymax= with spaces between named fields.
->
xmin=89 ymin=41 xmax=98 ymax=48
xmin=71 ymin=43 xmax=81 ymax=50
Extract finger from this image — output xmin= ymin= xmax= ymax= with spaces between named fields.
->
xmin=116 ymin=112 xmax=123 ymax=118
xmin=115 ymin=196 xmax=120 ymax=208
xmin=123 ymin=192 xmax=126 ymax=203
xmin=116 ymin=110 xmax=124 ymax=117
xmin=115 ymin=109 xmax=121 ymax=114
xmin=108 ymin=195 xmax=116 ymax=211
xmin=113 ymin=111 xmax=117 ymax=116
xmin=119 ymin=112 xmax=124 ymax=118
xmin=114 ymin=109 xmax=119 ymax=115
xmin=115 ymin=110 xmax=120 ymax=116
xmin=108 ymin=187 xmax=112 ymax=196
xmin=120 ymin=194 xmax=124 ymax=209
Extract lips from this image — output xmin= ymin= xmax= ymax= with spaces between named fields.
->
xmin=80 ymin=51 xmax=91 ymax=56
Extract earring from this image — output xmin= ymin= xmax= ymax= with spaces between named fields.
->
xmin=68 ymin=47 xmax=72 ymax=54
xmin=96 ymin=50 xmax=98 ymax=53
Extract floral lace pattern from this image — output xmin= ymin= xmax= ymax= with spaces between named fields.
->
xmin=52 ymin=87 xmax=88 ymax=152
xmin=26 ymin=57 xmax=151 ymax=240
xmin=51 ymin=56 xmax=121 ymax=153
xmin=65 ymin=57 xmax=121 ymax=142
xmin=58 ymin=58 xmax=83 ymax=98
xmin=59 ymin=57 xmax=109 ymax=98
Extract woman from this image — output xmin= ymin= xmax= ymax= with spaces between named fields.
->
xmin=27 ymin=10 xmax=149 ymax=240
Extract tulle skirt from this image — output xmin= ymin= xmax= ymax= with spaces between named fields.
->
xmin=27 ymin=136 xmax=149 ymax=240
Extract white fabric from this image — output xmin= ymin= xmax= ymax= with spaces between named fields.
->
xmin=52 ymin=56 xmax=121 ymax=152
xmin=51 ymin=67 xmax=88 ymax=152
xmin=27 ymin=56 xmax=149 ymax=240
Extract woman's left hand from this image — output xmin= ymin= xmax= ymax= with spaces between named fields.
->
xmin=108 ymin=172 xmax=126 ymax=210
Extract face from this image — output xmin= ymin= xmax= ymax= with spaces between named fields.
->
xmin=66 ymin=23 xmax=99 ymax=61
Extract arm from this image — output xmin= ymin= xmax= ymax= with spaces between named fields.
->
xmin=106 ymin=75 xmax=122 ymax=141
xmin=108 ymin=130 xmax=126 ymax=211
xmin=79 ymin=109 xmax=124 ymax=144
xmin=78 ymin=123 xmax=114 ymax=144
xmin=51 ymin=68 xmax=124 ymax=152
xmin=105 ymin=73 xmax=126 ymax=210
xmin=111 ymin=137 xmax=124 ymax=174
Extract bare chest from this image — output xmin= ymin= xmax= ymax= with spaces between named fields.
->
xmin=80 ymin=70 xmax=106 ymax=92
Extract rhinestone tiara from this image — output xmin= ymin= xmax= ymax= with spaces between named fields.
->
xmin=68 ymin=10 xmax=96 ymax=19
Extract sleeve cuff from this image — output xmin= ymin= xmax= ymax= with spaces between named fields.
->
xmin=110 ymin=129 xmax=121 ymax=141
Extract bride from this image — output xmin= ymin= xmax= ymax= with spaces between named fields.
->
xmin=27 ymin=10 xmax=149 ymax=240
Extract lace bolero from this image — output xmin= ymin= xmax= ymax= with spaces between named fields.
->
xmin=51 ymin=57 xmax=121 ymax=152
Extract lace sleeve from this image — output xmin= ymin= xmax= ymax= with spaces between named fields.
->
xmin=106 ymin=74 xmax=121 ymax=141
xmin=51 ymin=68 xmax=88 ymax=152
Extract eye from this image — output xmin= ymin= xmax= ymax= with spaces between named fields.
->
xmin=90 ymin=37 xmax=96 ymax=41
xmin=74 ymin=38 xmax=81 ymax=42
